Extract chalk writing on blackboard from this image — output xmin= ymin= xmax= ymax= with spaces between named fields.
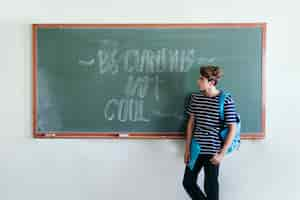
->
xmin=78 ymin=40 xmax=216 ymax=123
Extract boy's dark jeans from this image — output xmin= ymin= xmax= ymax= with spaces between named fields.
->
xmin=183 ymin=154 xmax=219 ymax=200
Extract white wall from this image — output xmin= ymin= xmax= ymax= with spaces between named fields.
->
xmin=0 ymin=1 xmax=299 ymax=200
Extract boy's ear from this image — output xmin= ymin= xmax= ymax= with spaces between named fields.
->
xmin=212 ymin=80 xmax=217 ymax=86
xmin=209 ymin=80 xmax=216 ymax=86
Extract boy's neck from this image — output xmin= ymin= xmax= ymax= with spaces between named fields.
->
xmin=203 ymin=88 xmax=220 ymax=97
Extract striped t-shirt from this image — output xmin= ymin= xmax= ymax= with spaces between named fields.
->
xmin=186 ymin=91 xmax=238 ymax=155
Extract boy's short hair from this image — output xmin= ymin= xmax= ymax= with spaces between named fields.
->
xmin=200 ymin=65 xmax=223 ymax=86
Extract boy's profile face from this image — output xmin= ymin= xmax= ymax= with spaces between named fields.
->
xmin=197 ymin=76 xmax=215 ymax=91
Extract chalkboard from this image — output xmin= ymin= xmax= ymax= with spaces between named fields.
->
xmin=32 ymin=24 xmax=266 ymax=139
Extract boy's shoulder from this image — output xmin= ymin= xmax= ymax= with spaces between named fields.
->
xmin=220 ymin=90 xmax=235 ymax=104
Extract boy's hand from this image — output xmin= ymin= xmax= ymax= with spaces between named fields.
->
xmin=184 ymin=150 xmax=190 ymax=164
xmin=210 ymin=152 xmax=225 ymax=165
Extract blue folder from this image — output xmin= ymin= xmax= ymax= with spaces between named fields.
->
xmin=188 ymin=138 xmax=201 ymax=170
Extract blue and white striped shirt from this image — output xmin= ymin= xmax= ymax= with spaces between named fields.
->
xmin=186 ymin=91 xmax=238 ymax=155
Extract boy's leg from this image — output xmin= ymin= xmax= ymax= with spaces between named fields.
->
xmin=203 ymin=159 xmax=219 ymax=200
xmin=182 ymin=155 xmax=207 ymax=200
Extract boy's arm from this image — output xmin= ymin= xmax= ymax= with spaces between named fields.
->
xmin=219 ymin=123 xmax=236 ymax=155
xmin=219 ymin=94 xmax=238 ymax=155
xmin=210 ymin=123 xmax=236 ymax=165
xmin=185 ymin=114 xmax=194 ymax=152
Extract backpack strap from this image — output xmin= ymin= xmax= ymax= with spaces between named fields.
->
xmin=219 ymin=90 xmax=230 ymax=123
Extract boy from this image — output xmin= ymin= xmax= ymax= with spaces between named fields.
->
xmin=182 ymin=65 xmax=238 ymax=200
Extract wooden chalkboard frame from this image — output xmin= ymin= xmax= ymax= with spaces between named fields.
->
xmin=32 ymin=23 xmax=266 ymax=140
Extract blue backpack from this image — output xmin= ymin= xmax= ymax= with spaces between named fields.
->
xmin=218 ymin=91 xmax=241 ymax=154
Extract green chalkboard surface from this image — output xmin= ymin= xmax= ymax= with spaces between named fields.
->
xmin=33 ymin=24 xmax=266 ymax=139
